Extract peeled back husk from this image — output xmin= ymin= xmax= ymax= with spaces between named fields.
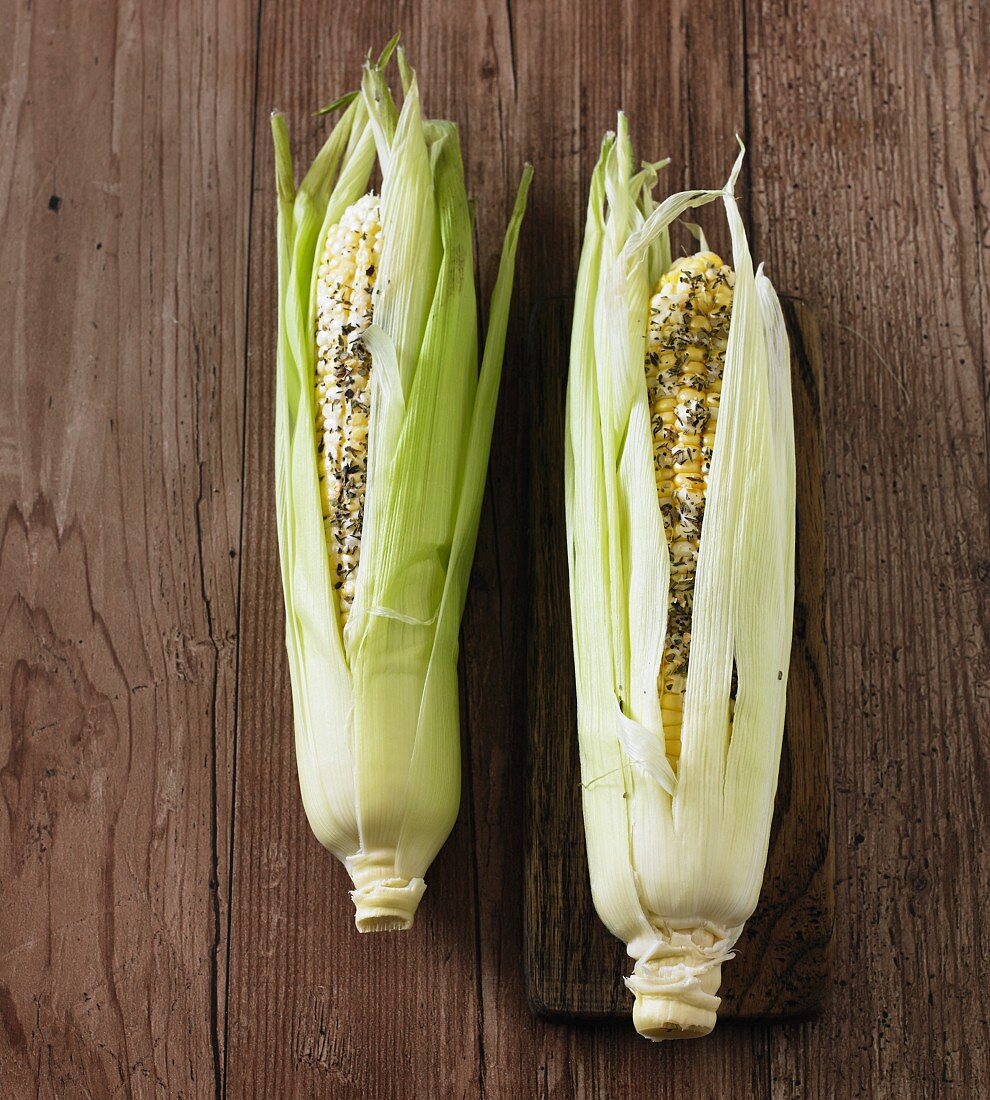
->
xmin=565 ymin=117 xmax=795 ymax=1039
xmin=273 ymin=47 xmax=531 ymax=932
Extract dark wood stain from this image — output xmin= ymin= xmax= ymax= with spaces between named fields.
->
xmin=0 ymin=0 xmax=987 ymax=1097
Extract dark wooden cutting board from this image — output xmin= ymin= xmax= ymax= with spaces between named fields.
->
xmin=524 ymin=296 xmax=833 ymax=1021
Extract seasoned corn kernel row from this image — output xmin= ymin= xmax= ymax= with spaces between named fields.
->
xmin=314 ymin=193 xmax=382 ymax=627
xmin=644 ymin=251 xmax=734 ymax=767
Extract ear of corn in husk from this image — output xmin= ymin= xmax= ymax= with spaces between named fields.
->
xmin=272 ymin=39 xmax=531 ymax=932
xmin=565 ymin=116 xmax=795 ymax=1039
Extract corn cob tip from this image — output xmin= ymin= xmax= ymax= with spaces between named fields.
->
xmin=625 ymin=926 xmax=727 ymax=1041
xmin=350 ymin=878 xmax=427 ymax=933
xmin=631 ymin=962 xmax=722 ymax=1041
xmin=347 ymin=857 xmax=427 ymax=933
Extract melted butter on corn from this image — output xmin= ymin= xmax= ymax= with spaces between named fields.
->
xmin=644 ymin=251 xmax=734 ymax=769
xmin=314 ymin=192 xmax=382 ymax=627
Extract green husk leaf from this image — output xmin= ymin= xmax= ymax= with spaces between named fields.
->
xmin=360 ymin=66 xmax=440 ymax=392
xmin=348 ymin=119 xmax=478 ymax=878
xmin=396 ymin=160 xmax=532 ymax=875
xmin=566 ymin=134 xmax=656 ymax=951
xmin=397 ymin=46 xmax=414 ymax=97
xmin=273 ymin=102 xmax=376 ymax=856
xmin=437 ymin=163 xmax=533 ymax=637
xmin=682 ymin=221 xmax=710 ymax=252
xmin=376 ymin=30 xmax=401 ymax=69
xmin=315 ymin=90 xmax=359 ymax=117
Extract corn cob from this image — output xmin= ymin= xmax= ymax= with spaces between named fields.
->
xmin=272 ymin=42 xmax=531 ymax=934
xmin=566 ymin=119 xmax=794 ymax=1042
xmin=314 ymin=193 xmax=381 ymax=627
xmin=644 ymin=252 xmax=734 ymax=767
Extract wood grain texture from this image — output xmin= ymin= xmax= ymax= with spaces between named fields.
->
xmin=0 ymin=0 xmax=255 ymax=1095
xmin=524 ymin=296 xmax=833 ymax=1022
xmin=1 ymin=0 xmax=988 ymax=1096
xmin=745 ymin=2 xmax=990 ymax=1096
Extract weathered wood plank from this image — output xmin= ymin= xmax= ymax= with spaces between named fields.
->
xmin=5 ymin=0 xmax=987 ymax=1095
xmin=746 ymin=1 xmax=990 ymax=1097
xmin=0 ymin=0 xmax=256 ymax=1095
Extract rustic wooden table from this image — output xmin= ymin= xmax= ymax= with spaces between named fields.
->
xmin=1 ymin=1 xmax=986 ymax=1097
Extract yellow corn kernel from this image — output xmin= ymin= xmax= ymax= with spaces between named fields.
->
xmin=643 ymin=251 xmax=735 ymax=768
xmin=314 ymin=192 xmax=382 ymax=627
